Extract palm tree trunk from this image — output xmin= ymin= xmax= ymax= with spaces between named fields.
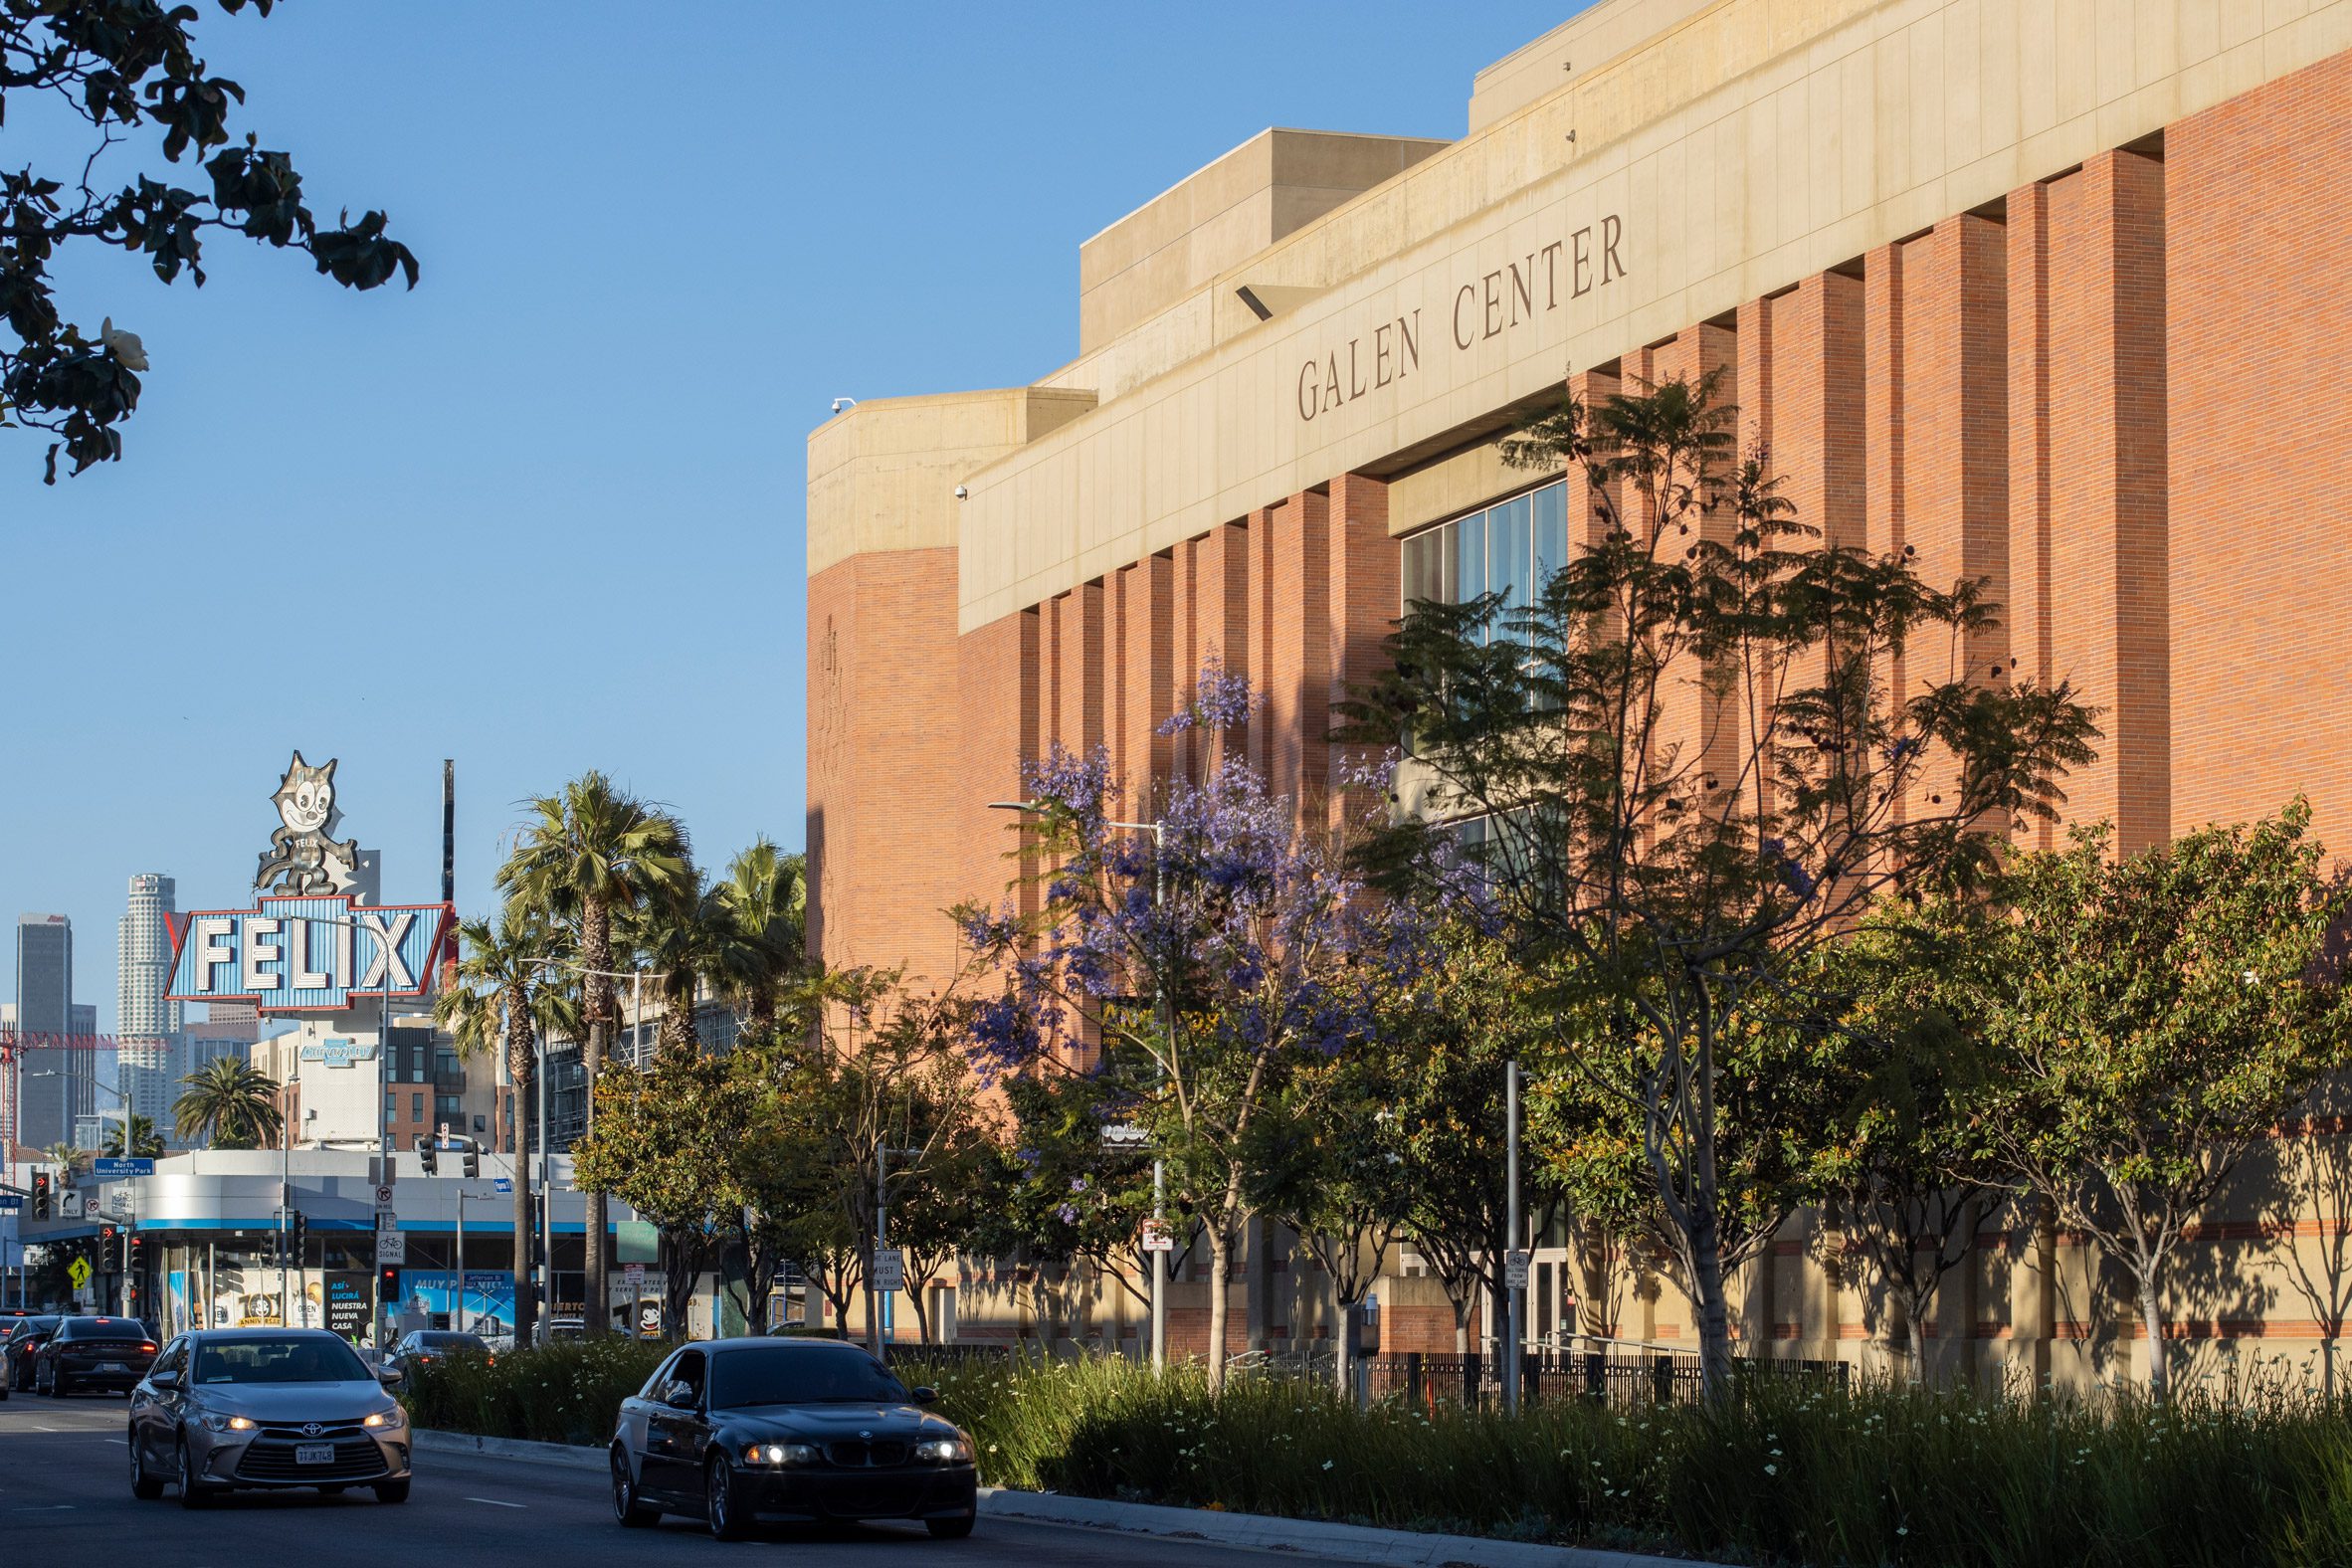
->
xmin=747 ymin=986 xmax=774 ymax=1040
xmin=510 ymin=1037 xmax=537 ymax=1349
xmin=581 ymin=898 xmax=612 ymax=1336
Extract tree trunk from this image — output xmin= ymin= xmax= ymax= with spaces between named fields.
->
xmin=1336 ymin=1296 xmax=1361 ymax=1405
xmin=908 ymin=1282 xmax=932 ymax=1345
xmin=581 ymin=898 xmax=612 ymax=1336
xmin=1691 ymin=1211 xmax=1735 ymax=1402
xmin=748 ymin=988 xmax=775 ymax=1040
xmin=2139 ymin=1268 xmax=2170 ymax=1405
xmin=1205 ymin=1228 xmax=1233 ymax=1393
xmin=510 ymin=1053 xmax=536 ymax=1348
xmin=1905 ymin=1294 xmax=1928 ymax=1386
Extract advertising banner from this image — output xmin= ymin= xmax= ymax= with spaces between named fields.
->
xmin=323 ymin=1272 xmax=371 ymax=1340
xmin=396 ymin=1270 xmax=516 ymax=1337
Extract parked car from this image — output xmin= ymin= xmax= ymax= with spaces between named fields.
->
xmin=35 ymin=1315 xmax=157 ymax=1396
xmin=383 ymin=1329 xmax=492 ymax=1379
xmin=3 ymin=1314 xmax=62 ymax=1392
xmin=127 ymin=1328 xmax=411 ymax=1505
xmin=608 ymin=1337 xmax=977 ymax=1540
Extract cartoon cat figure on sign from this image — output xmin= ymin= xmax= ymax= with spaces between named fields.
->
xmin=254 ymin=750 xmax=361 ymax=894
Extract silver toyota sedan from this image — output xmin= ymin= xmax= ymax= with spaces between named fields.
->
xmin=127 ymin=1328 xmax=412 ymax=1506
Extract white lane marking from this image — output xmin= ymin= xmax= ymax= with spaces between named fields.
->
xmin=465 ymin=1496 xmax=527 ymax=1508
xmin=9 ymin=1505 xmax=76 ymax=1511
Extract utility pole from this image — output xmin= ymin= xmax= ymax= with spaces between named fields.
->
xmin=1503 ymin=1059 xmax=1523 ymax=1415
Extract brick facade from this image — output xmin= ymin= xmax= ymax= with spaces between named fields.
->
xmin=808 ymin=38 xmax=2352 ymax=1376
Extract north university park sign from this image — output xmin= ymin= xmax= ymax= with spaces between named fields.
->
xmin=163 ymin=896 xmax=453 ymax=1012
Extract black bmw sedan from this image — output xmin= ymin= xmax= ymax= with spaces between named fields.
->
xmin=609 ymin=1338 xmax=977 ymax=1540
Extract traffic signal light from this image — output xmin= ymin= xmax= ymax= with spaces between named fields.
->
xmin=290 ymin=1210 xmax=308 ymax=1255
xmin=378 ymin=1264 xmax=401 ymax=1300
xmin=31 ymin=1171 xmax=49 ymax=1219
xmin=462 ymin=1143 xmax=480 ymax=1179
xmin=128 ymin=1233 xmax=145 ymax=1265
xmin=98 ymin=1223 xmax=116 ymax=1248
xmin=417 ymin=1135 xmax=438 ymax=1175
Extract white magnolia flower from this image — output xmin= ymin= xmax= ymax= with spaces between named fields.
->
xmin=99 ymin=316 xmax=148 ymax=371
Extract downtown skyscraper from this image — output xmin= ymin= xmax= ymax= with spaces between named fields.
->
xmin=11 ymin=913 xmax=86 ymax=1149
xmin=118 ymin=875 xmax=183 ymax=1136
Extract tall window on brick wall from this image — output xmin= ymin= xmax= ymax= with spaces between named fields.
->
xmin=1398 ymin=479 xmax=1568 ymax=630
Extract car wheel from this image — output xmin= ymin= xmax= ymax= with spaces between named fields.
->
xmin=704 ymin=1454 xmax=747 ymax=1541
xmin=176 ymin=1438 xmax=213 ymax=1509
xmin=129 ymin=1430 xmax=164 ymax=1500
xmin=373 ymin=1478 xmax=411 ymax=1504
xmin=611 ymin=1447 xmax=660 ymax=1527
xmin=925 ymin=1514 xmax=976 ymax=1540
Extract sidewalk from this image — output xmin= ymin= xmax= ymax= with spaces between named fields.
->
xmin=411 ymin=1428 xmax=1696 ymax=1567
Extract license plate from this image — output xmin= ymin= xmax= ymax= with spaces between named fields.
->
xmin=98 ymin=1363 xmax=126 ymax=1373
xmin=294 ymin=1444 xmax=334 ymax=1466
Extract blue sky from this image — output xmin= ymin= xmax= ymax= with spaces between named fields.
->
xmin=2 ymin=1 xmax=1578 ymax=1031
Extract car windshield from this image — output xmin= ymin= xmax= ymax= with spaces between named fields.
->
xmin=59 ymin=1318 xmax=146 ymax=1341
xmin=708 ymin=1346 xmax=910 ymax=1410
xmin=194 ymin=1336 xmax=372 ymax=1385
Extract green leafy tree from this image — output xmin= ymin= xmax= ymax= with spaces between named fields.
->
xmin=500 ymin=772 xmax=691 ymax=1331
xmin=1959 ymin=802 xmax=2352 ymax=1404
xmin=40 ymin=1140 xmax=89 ymax=1177
xmin=435 ymin=909 xmax=569 ymax=1347
xmin=0 ymin=1 xmax=418 ymax=481
xmin=1253 ymin=1039 xmax=1411 ymax=1396
xmin=1340 ymin=373 xmax=2098 ymax=1396
xmin=100 ymin=1113 xmax=164 ymax=1159
xmin=172 ymin=1056 xmax=281 ymax=1149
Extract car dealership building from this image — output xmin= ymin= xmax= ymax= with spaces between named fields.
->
xmin=807 ymin=0 xmax=2352 ymax=1381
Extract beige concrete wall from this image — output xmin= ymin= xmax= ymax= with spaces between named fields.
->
xmin=807 ymin=387 xmax=1096 ymax=579
xmin=1469 ymin=0 xmax=1728 ymax=133
xmin=1079 ymin=129 xmax=1451 ymax=354
xmin=957 ymin=0 xmax=2352 ymax=634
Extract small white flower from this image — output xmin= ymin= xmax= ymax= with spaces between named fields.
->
xmin=1764 ymin=1464 xmax=1778 ymax=1476
xmin=1321 ymin=1460 xmax=1335 ymax=1471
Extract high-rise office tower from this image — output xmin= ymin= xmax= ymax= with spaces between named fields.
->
xmin=117 ymin=875 xmax=183 ymax=1135
xmin=13 ymin=914 xmax=85 ymax=1149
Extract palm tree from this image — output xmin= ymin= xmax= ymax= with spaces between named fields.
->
xmin=628 ymin=878 xmax=730 ymax=1059
xmin=173 ymin=1058 xmax=283 ymax=1149
xmin=40 ymin=1141 xmax=88 ymax=1177
xmin=437 ymin=909 xmax=566 ymax=1348
xmin=100 ymin=1114 xmax=165 ymax=1159
xmin=499 ymin=772 xmax=691 ymax=1331
xmin=714 ymin=839 xmax=807 ymax=1038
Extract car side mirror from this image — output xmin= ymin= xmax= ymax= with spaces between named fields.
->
xmin=909 ymin=1385 xmax=938 ymax=1406
xmin=376 ymin=1365 xmax=404 ymax=1387
xmin=148 ymin=1369 xmax=179 ymax=1391
xmin=662 ymin=1380 xmax=697 ymax=1410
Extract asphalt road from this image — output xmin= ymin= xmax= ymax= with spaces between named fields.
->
xmin=0 ymin=1391 xmax=1355 ymax=1567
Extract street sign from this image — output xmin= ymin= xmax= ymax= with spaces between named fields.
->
xmin=67 ymin=1257 xmax=93 ymax=1289
xmin=873 ymin=1250 xmax=905 ymax=1293
xmin=376 ymin=1210 xmax=399 ymax=1233
xmin=375 ymin=1231 xmax=406 ymax=1265
xmin=105 ymin=1189 xmax=133 ymax=1217
xmin=1504 ymin=1250 xmax=1531 ymax=1290
xmin=373 ymin=1184 xmax=395 ymax=1209
xmin=60 ymin=1188 xmax=84 ymax=1218
xmin=623 ymin=1264 xmax=647 ymax=1293
xmin=1140 ymin=1220 xmax=1175 ymax=1253
xmin=0 ymin=1195 xmax=20 ymax=1211
xmin=93 ymin=1157 xmax=154 ymax=1178
xmin=492 ymin=1178 xmax=512 ymax=1194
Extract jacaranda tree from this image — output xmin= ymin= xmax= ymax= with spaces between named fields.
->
xmin=1341 ymin=372 xmax=2099 ymax=1398
xmin=962 ymin=665 xmax=1424 ymax=1393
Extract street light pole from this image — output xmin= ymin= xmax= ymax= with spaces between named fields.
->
xmin=1503 ymin=1059 xmax=1522 ymax=1416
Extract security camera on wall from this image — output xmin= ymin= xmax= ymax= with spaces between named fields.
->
xmin=954 ymin=485 xmax=969 ymax=499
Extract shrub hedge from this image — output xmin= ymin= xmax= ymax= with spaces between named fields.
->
xmin=407 ymin=1343 xmax=2352 ymax=1566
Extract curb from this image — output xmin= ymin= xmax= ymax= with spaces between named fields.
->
xmin=412 ymin=1428 xmax=606 ymax=1471
xmin=977 ymin=1487 xmax=1685 ymax=1568
xmin=412 ymin=1427 xmax=1691 ymax=1567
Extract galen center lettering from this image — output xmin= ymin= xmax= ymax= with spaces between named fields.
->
xmin=1296 ymin=212 xmax=1625 ymax=423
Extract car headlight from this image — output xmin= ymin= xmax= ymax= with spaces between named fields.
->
xmin=744 ymin=1442 xmax=821 ymax=1467
xmin=914 ymin=1438 xmax=973 ymax=1464
xmin=364 ymin=1407 xmax=406 ymax=1430
xmin=197 ymin=1413 xmax=256 ymax=1433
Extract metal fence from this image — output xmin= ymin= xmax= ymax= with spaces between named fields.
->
xmin=1364 ymin=1347 xmax=1850 ymax=1410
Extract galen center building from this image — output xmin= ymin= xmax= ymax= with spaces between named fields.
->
xmin=807 ymin=0 xmax=2352 ymax=1376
